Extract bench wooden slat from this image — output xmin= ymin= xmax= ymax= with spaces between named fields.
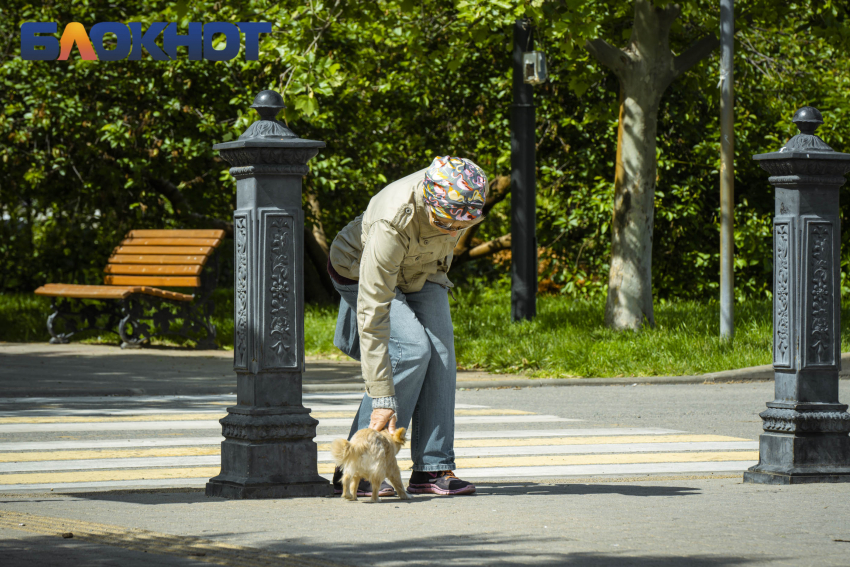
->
xmin=36 ymin=284 xmax=131 ymax=300
xmin=103 ymin=275 xmax=200 ymax=287
xmin=113 ymin=246 xmax=213 ymax=256
xmin=35 ymin=284 xmax=194 ymax=302
xmin=108 ymin=255 xmax=209 ymax=265
xmin=121 ymin=238 xmax=222 ymax=247
xmin=127 ymin=229 xmax=226 ymax=239
xmin=104 ymin=265 xmax=203 ymax=276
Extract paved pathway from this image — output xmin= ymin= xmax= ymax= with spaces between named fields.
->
xmin=3 ymin=343 xmax=850 ymax=565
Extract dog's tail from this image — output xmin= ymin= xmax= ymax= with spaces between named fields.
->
xmin=330 ymin=437 xmax=351 ymax=466
xmin=392 ymin=427 xmax=407 ymax=447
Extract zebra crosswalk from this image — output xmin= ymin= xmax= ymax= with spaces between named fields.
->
xmin=0 ymin=393 xmax=758 ymax=491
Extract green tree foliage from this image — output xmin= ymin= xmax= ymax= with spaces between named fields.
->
xmin=2 ymin=0 xmax=850 ymax=305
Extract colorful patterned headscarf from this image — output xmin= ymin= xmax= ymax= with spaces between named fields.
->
xmin=423 ymin=156 xmax=488 ymax=222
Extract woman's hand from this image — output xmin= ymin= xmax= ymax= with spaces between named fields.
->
xmin=369 ymin=408 xmax=397 ymax=433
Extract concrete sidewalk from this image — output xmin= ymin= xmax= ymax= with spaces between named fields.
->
xmin=5 ymin=342 xmax=848 ymax=397
xmin=2 ymin=477 xmax=849 ymax=566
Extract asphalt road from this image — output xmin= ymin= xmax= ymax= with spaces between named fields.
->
xmin=458 ymin=381 xmax=776 ymax=440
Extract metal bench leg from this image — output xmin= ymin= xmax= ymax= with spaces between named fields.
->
xmin=46 ymin=299 xmax=74 ymax=344
xmin=191 ymin=249 xmax=219 ymax=350
xmin=189 ymin=296 xmax=218 ymax=350
xmin=119 ymin=297 xmax=150 ymax=349
xmin=46 ymin=298 xmax=121 ymax=344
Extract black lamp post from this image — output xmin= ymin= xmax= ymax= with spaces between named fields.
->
xmin=511 ymin=18 xmax=542 ymax=322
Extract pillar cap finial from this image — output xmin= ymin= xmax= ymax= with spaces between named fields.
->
xmin=213 ymin=90 xmax=325 ymax=153
xmin=792 ymin=106 xmax=824 ymax=136
xmin=780 ymin=106 xmax=833 ymax=153
xmin=250 ymin=90 xmax=286 ymax=122
xmin=236 ymin=90 xmax=295 ymax=141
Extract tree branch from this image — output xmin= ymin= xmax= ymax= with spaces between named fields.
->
xmin=585 ymin=38 xmax=632 ymax=78
xmin=482 ymin=174 xmax=511 ymax=216
xmin=671 ymin=33 xmax=719 ymax=80
xmin=468 ymin=233 xmax=511 ymax=260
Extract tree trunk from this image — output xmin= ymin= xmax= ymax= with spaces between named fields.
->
xmin=303 ymin=223 xmax=336 ymax=304
xmin=607 ymin=78 xmax=662 ymax=329
xmin=585 ymin=0 xmax=718 ymax=330
xmin=303 ymin=189 xmax=336 ymax=304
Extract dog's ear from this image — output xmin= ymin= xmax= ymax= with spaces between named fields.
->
xmin=392 ymin=427 xmax=407 ymax=446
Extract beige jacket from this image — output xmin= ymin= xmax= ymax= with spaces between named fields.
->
xmin=328 ymin=168 xmax=464 ymax=398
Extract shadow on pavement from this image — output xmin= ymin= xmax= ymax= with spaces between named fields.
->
xmin=476 ymin=482 xmax=701 ymax=498
xmin=0 ymin=532 xmax=209 ymax=566
xmin=60 ymin=489 xmax=436 ymax=507
xmin=57 ymin=480 xmax=699 ymax=506
xmin=0 ymin=344 xmax=360 ymax=397
xmin=16 ymin=489 xmax=211 ymax=506
xmin=1 ymin=528 xmax=768 ymax=567
xmin=256 ymin=535 xmax=763 ymax=567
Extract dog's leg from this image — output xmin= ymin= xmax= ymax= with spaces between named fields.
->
xmin=341 ymin=473 xmax=350 ymax=500
xmin=369 ymin=476 xmax=383 ymax=503
xmin=388 ymin=465 xmax=409 ymax=500
xmin=342 ymin=474 xmax=358 ymax=501
xmin=347 ymin=475 xmax=361 ymax=502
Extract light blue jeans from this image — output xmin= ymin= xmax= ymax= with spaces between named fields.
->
xmin=331 ymin=279 xmax=457 ymax=472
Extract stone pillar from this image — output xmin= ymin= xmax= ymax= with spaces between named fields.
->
xmin=205 ymin=90 xmax=331 ymax=498
xmin=744 ymin=107 xmax=850 ymax=484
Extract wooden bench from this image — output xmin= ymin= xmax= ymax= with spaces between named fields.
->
xmin=35 ymin=229 xmax=225 ymax=349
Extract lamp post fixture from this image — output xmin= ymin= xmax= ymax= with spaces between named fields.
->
xmin=744 ymin=107 xmax=850 ymax=484
xmin=205 ymin=90 xmax=331 ymax=498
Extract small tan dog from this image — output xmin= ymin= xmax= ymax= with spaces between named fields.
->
xmin=330 ymin=427 xmax=410 ymax=502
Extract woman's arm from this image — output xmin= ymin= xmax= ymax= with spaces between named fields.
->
xmin=356 ymin=220 xmax=408 ymax=400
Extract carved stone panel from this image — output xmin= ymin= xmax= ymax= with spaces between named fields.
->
xmin=773 ymin=219 xmax=793 ymax=369
xmin=259 ymin=210 xmax=300 ymax=371
xmin=802 ymin=218 xmax=837 ymax=369
xmin=233 ymin=212 xmax=252 ymax=371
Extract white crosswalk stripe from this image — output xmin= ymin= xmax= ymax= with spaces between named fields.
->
xmin=0 ymin=393 xmax=365 ymax=404
xmin=0 ymin=414 xmax=579 ymax=433
xmin=0 ymin=429 xmax=681 ymax=452
xmin=0 ymin=403 xmax=487 ymax=418
xmin=0 ymin=393 xmax=758 ymax=491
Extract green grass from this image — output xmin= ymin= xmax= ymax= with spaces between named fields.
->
xmin=451 ymin=289 xmax=776 ymax=377
xmin=4 ymin=288 xmax=848 ymax=378
xmin=0 ymin=293 xmax=54 ymax=343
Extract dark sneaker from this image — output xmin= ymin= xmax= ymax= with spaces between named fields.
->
xmin=332 ymin=467 xmax=395 ymax=497
xmin=407 ymin=470 xmax=476 ymax=495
